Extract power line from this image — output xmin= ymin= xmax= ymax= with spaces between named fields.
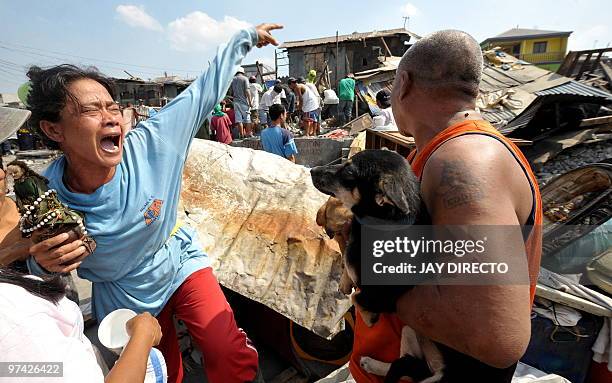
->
xmin=0 ymin=64 xmax=25 ymax=75
xmin=0 ymin=40 xmax=201 ymax=74
xmin=0 ymin=44 xmax=198 ymax=79
xmin=0 ymin=45 xmax=162 ymax=77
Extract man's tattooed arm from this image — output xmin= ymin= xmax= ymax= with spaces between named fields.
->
xmin=436 ymin=159 xmax=484 ymax=209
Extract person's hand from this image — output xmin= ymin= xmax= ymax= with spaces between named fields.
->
xmin=255 ymin=23 xmax=283 ymax=48
xmin=29 ymin=231 xmax=88 ymax=273
xmin=126 ymin=312 xmax=162 ymax=347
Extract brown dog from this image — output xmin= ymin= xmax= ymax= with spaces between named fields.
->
xmin=316 ymin=196 xmax=354 ymax=294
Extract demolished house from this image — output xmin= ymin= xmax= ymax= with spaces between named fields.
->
xmin=356 ymin=47 xmax=612 ymax=141
xmin=112 ymin=76 xmax=194 ymax=106
xmin=278 ymin=28 xmax=420 ymax=87
xmin=557 ymin=47 xmax=612 ymax=92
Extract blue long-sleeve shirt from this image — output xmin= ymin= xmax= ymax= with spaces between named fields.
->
xmin=29 ymin=28 xmax=259 ymax=320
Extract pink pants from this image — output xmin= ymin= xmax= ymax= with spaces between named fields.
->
xmin=156 ymin=267 xmax=259 ymax=383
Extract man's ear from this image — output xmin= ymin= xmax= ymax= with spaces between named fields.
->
xmin=376 ymin=175 xmax=410 ymax=214
xmin=397 ymin=70 xmax=413 ymax=102
xmin=39 ymin=121 xmax=64 ymax=144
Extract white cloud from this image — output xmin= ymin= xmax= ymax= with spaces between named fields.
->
xmin=568 ymin=25 xmax=612 ymax=51
xmin=400 ymin=2 xmax=419 ymax=17
xmin=167 ymin=12 xmax=251 ymax=52
xmin=116 ymin=5 xmax=163 ymax=32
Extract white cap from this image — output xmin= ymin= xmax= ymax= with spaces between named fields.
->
xmin=236 ymin=66 xmax=245 ymax=74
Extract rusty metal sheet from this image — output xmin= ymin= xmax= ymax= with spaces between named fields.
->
xmin=180 ymin=139 xmax=351 ymax=338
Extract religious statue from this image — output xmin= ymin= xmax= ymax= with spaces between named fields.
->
xmin=6 ymin=160 xmax=96 ymax=255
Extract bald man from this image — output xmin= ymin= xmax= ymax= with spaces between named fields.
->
xmin=348 ymin=30 xmax=542 ymax=382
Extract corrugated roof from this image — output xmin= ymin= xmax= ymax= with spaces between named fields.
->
xmin=280 ymin=28 xmax=419 ymax=49
xmin=535 ymin=80 xmax=612 ymax=99
xmin=482 ymin=28 xmax=572 ymax=44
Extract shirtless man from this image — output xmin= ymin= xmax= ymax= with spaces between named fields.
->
xmin=349 ymin=30 xmax=542 ymax=381
xmin=288 ymin=77 xmax=320 ymax=136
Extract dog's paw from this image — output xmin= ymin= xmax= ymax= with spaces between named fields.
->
xmin=359 ymin=356 xmax=377 ymax=374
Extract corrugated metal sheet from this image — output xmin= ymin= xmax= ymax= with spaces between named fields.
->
xmin=482 ymin=109 xmax=517 ymax=124
xmin=500 ymin=100 xmax=544 ymax=134
xmin=281 ymin=28 xmax=419 ymax=49
xmin=535 ymin=80 xmax=612 ymax=99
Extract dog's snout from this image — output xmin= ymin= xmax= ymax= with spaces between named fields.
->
xmin=311 ymin=166 xmax=336 ymax=191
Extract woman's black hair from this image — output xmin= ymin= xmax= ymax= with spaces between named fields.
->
xmin=26 ymin=65 xmax=116 ymax=149
xmin=0 ymin=267 xmax=66 ymax=304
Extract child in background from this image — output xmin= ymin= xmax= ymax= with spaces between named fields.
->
xmin=210 ymin=104 xmax=233 ymax=145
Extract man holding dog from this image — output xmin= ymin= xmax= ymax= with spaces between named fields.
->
xmin=348 ymin=30 xmax=542 ymax=381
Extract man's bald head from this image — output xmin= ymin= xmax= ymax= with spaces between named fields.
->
xmin=398 ymin=30 xmax=483 ymax=98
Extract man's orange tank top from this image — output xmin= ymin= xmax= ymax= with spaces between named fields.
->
xmin=349 ymin=119 xmax=542 ymax=382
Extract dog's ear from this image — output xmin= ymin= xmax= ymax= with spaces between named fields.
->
xmin=376 ymin=175 xmax=411 ymax=214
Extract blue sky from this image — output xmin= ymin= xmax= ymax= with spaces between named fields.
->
xmin=0 ymin=0 xmax=610 ymax=94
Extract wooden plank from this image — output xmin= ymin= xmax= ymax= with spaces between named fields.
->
xmin=600 ymin=61 xmax=612 ymax=83
xmin=510 ymin=138 xmax=533 ymax=146
xmin=380 ymin=37 xmax=393 ymax=57
xmin=575 ymin=53 xmax=593 ymax=80
xmin=536 ymin=284 xmax=612 ymax=317
xmin=580 ymin=115 xmax=612 ymax=127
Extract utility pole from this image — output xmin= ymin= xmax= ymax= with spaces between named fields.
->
xmin=403 ymin=16 xmax=409 ymax=30
xmin=336 ymin=30 xmax=339 ymax=122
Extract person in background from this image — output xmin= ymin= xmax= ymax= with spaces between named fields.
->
xmin=210 ymin=104 xmax=233 ymax=145
xmin=307 ymin=69 xmax=317 ymax=84
xmin=274 ymin=79 xmax=287 ymax=107
xmin=0 ymin=156 xmax=31 ymax=268
xmin=221 ymin=99 xmax=236 ymax=126
xmin=230 ymin=67 xmax=252 ymax=138
xmin=289 ymin=77 xmax=320 ymax=137
xmin=1 ymin=140 xmax=11 ymax=156
xmin=135 ymin=100 xmax=149 ymax=122
xmin=259 ymin=84 xmax=284 ymax=128
xmin=260 ymin=104 xmax=297 ymax=163
xmin=300 ymin=76 xmax=321 ymax=134
xmin=121 ymin=102 xmax=137 ymax=133
xmin=338 ymin=73 xmax=356 ymax=126
xmin=221 ymin=100 xmax=238 ymax=138
xmin=248 ymin=76 xmax=262 ymax=133
xmin=375 ymin=89 xmax=395 ymax=126
xmin=0 ymin=267 xmax=162 ymax=382
xmin=283 ymin=82 xmax=296 ymax=123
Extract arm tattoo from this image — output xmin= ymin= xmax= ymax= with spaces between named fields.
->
xmin=436 ymin=159 xmax=484 ymax=209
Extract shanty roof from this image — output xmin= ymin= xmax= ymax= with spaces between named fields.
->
xmin=280 ymin=28 xmax=420 ymax=49
xmin=535 ymin=80 xmax=612 ymax=99
xmin=0 ymin=93 xmax=20 ymax=105
xmin=482 ymin=28 xmax=572 ymax=44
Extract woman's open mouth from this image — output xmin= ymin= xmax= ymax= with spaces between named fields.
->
xmin=100 ymin=133 xmax=121 ymax=154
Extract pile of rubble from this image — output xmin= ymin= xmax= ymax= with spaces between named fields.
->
xmin=536 ymin=140 xmax=612 ymax=186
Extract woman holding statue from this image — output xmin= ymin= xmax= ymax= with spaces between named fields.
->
xmin=23 ymin=23 xmax=282 ymax=383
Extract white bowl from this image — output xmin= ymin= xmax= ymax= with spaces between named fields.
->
xmin=97 ymin=308 xmax=137 ymax=354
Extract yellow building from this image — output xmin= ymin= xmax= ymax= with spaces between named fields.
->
xmin=481 ymin=28 xmax=572 ymax=71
